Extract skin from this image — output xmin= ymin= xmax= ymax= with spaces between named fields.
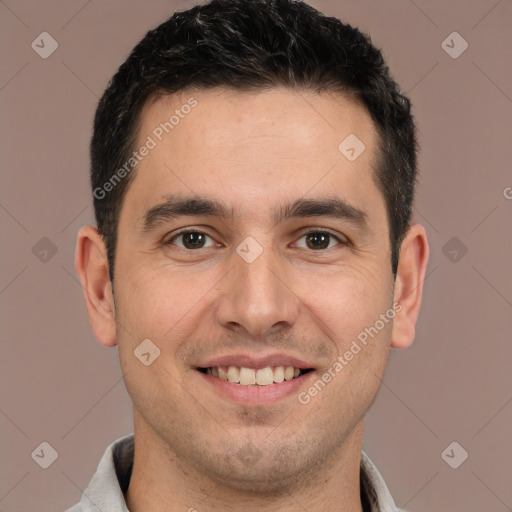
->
xmin=76 ymin=87 xmax=429 ymax=511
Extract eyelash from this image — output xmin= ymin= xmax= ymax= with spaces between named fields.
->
xmin=165 ymin=228 xmax=346 ymax=251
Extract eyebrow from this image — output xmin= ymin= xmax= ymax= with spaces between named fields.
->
xmin=141 ymin=194 xmax=368 ymax=233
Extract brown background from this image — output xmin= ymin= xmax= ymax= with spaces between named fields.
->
xmin=1 ymin=1 xmax=511 ymax=511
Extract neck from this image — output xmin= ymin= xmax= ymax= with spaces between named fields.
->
xmin=126 ymin=413 xmax=366 ymax=512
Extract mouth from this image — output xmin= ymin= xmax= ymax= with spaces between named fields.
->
xmin=196 ymin=365 xmax=314 ymax=386
xmin=193 ymin=354 xmax=317 ymax=404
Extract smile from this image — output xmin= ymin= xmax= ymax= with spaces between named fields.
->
xmin=198 ymin=365 xmax=314 ymax=386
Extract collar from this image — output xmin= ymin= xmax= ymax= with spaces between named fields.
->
xmin=70 ymin=434 xmax=400 ymax=512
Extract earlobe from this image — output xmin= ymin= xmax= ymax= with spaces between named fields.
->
xmin=391 ymin=224 xmax=429 ymax=349
xmin=75 ymin=225 xmax=117 ymax=347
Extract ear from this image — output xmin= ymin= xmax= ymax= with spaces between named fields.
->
xmin=75 ymin=225 xmax=117 ymax=347
xmin=391 ymin=224 xmax=429 ymax=349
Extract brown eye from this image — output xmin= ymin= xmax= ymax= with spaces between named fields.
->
xmin=167 ymin=231 xmax=216 ymax=249
xmin=295 ymin=230 xmax=342 ymax=250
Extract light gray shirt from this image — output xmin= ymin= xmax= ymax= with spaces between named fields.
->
xmin=65 ymin=433 xmax=401 ymax=512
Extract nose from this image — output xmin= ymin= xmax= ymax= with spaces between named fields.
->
xmin=213 ymin=243 xmax=300 ymax=338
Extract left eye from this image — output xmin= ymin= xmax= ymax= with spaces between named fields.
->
xmin=167 ymin=231 xmax=218 ymax=250
xmin=294 ymin=230 xmax=342 ymax=250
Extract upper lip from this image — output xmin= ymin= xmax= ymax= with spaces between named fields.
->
xmin=197 ymin=353 xmax=315 ymax=370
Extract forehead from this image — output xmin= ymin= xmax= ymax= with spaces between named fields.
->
xmin=123 ymin=87 xmax=384 ymax=226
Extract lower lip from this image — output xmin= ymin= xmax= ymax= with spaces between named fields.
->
xmin=196 ymin=370 xmax=316 ymax=405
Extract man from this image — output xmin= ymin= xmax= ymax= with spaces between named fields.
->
xmin=70 ymin=0 xmax=429 ymax=510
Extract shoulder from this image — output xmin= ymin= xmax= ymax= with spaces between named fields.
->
xmin=63 ymin=504 xmax=82 ymax=512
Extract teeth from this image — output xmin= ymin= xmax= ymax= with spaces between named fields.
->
xmin=256 ymin=367 xmax=274 ymax=386
xmin=239 ymin=367 xmax=256 ymax=385
xmin=227 ymin=366 xmax=240 ymax=383
xmin=206 ymin=365 xmax=307 ymax=385
xmin=273 ymin=366 xmax=284 ymax=383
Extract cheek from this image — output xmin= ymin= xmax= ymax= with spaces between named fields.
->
xmin=113 ymin=262 xmax=226 ymax=386
xmin=295 ymin=263 xmax=394 ymax=412
xmin=114 ymin=264 xmax=210 ymax=339
xmin=296 ymin=263 xmax=393 ymax=349
xmin=303 ymin=290 xmax=393 ymax=425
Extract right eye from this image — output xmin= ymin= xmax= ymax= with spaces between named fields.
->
xmin=165 ymin=230 xmax=220 ymax=250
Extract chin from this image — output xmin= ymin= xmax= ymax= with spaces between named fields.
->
xmin=196 ymin=439 xmax=324 ymax=496
xmin=212 ymin=461 xmax=305 ymax=496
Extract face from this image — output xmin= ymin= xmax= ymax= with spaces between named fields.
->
xmin=112 ymin=88 xmax=395 ymax=490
